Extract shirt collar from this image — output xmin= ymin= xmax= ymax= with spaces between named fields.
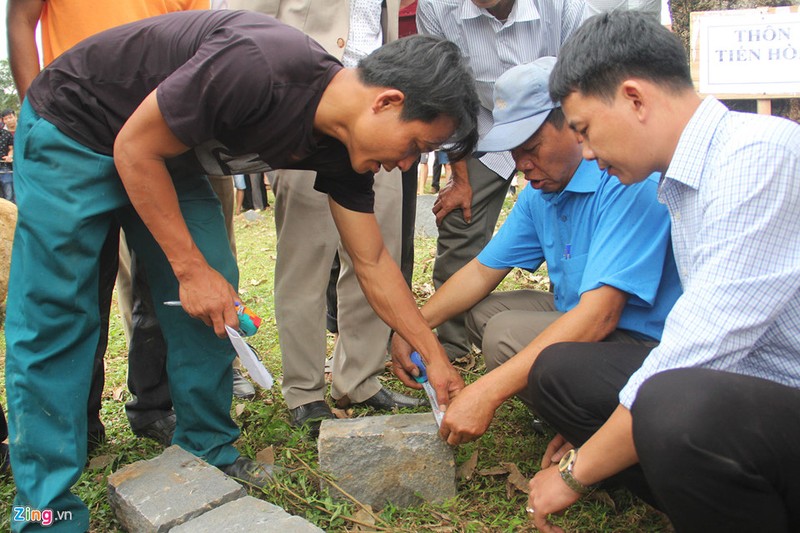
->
xmin=663 ymin=96 xmax=726 ymax=191
xmin=460 ymin=0 xmax=540 ymax=23
xmin=541 ymin=159 xmax=601 ymax=202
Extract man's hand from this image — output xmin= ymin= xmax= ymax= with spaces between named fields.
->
xmin=425 ymin=357 xmax=465 ymax=410
xmin=527 ymin=464 xmax=582 ymax=533
xmin=433 ymin=167 xmax=472 ymax=226
xmin=390 ymin=333 xmax=465 ymax=406
xmin=390 ymin=332 xmax=423 ymax=389
xmin=541 ymin=434 xmax=574 ymax=470
xmin=439 ymin=381 xmax=497 ymax=445
xmin=177 ymin=261 xmax=240 ymax=338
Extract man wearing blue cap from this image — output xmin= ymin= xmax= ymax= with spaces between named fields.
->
xmin=392 ymin=57 xmax=682 ymax=445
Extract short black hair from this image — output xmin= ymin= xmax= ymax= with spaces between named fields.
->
xmin=544 ymin=107 xmax=566 ymax=130
xmin=549 ymin=11 xmax=692 ymax=104
xmin=1 ymin=109 xmax=15 ymax=118
xmin=358 ymin=35 xmax=479 ymax=161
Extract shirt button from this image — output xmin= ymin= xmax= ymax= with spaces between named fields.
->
xmin=337 ymin=38 xmax=345 ymax=48
xmin=560 ymin=215 xmax=567 ymax=222
xmin=674 ymin=211 xmax=681 ymax=221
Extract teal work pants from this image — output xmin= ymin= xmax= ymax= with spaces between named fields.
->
xmin=5 ymin=101 xmax=241 ymax=532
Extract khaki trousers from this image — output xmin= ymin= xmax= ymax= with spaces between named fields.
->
xmin=273 ymin=168 xmax=402 ymax=408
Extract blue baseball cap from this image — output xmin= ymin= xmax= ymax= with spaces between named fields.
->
xmin=476 ymin=57 xmax=560 ymax=154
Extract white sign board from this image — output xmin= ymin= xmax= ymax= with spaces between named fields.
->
xmin=694 ymin=9 xmax=800 ymax=96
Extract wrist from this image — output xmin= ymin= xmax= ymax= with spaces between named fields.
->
xmin=171 ymin=251 xmax=208 ymax=282
xmin=558 ymin=448 xmax=597 ymax=496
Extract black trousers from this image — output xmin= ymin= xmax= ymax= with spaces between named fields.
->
xmin=527 ymin=342 xmax=800 ymax=533
xmin=89 ymin=225 xmax=173 ymax=436
xmin=123 ymin=248 xmax=173 ymax=429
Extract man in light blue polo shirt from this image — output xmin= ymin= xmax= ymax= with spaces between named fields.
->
xmin=391 ymin=57 xmax=682 ymax=445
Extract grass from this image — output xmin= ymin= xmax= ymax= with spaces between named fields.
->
xmin=0 ymin=195 xmax=672 ymax=532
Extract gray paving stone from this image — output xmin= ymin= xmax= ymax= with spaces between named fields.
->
xmin=108 ymin=445 xmax=246 ymax=532
xmin=318 ymin=413 xmax=456 ymax=509
xmin=169 ymin=496 xmax=324 ymax=533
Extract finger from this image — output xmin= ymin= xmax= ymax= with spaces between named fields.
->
xmin=224 ymin=299 xmax=240 ymax=329
xmin=533 ymin=513 xmax=552 ymax=532
xmin=211 ymin=312 xmax=228 ymax=338
xmin=447 ymin=432 xmax=460 ymax=446
xmin=432 ymin=382 xmax=450 ymax=409
xmin=462 ymin=203 xmax=472 ymax=224
xmin=552 ymin=442 xmax=572 ymax=463
xmin=438 ymin=421 xmax=451 ymax=442
xmin=392 ymin=365 xmax=423 ymax=389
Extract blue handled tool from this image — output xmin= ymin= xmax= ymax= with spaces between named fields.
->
xmin=410 ymin=351 xmax=444 ymax=426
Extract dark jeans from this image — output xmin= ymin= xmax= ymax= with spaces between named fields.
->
xmin=527 ymin=342 xmax=800 ymax=533
xmin=0 ymin=171 xmax=14 ymax=203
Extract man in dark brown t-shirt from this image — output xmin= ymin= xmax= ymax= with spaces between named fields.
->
xmin=5 ymin=10 xmax=477 ymax=528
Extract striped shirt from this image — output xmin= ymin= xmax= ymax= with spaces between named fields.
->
xmin=417 ymin=0 xmax=584 ymax=178
xmin=620 ymin=97 xmax=800 ymax=408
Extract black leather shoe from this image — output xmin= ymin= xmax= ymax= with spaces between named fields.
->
xmin=132 ymin=413 xmax=176 ymax=447
xmin=338 ymin=386 xmax=426 ymax=411
xmin=220 ymin=456 xmax=280 ymax=489
xmin=232 ymin=368 xmax=256 ymax=400
xmin=289 ymin=401 xmax=335 ymax=438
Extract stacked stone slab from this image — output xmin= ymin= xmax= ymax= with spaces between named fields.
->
xmin=108 ymin=446 xmax=322 ymax=532
xmin=318 ymin=413 xmax=456 ymax=509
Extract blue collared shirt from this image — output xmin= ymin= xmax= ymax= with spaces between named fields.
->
xmin=620 ymin=97 xmax=800 ymax=407
xmin=477 ymin=159 xmax=681 ymax=341
xmin=417 ymin=0 xmax=584 ymax=178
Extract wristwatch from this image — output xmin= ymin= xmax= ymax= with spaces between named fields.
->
xmin=558 ymin=448 xmax=596 ymax=495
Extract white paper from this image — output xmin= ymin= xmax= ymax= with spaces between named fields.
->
xmin=225 ymin=325 xmax=274 ymax=390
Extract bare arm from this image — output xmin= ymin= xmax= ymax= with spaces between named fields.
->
xmin=114 ymin=90 xmax=240 ymax=337
xmin=329 ymin=197 xmax=465 ymax=406
xmin=441 ymin=284 xmax=629 ymax=444
xmin=7 ymin=0 xmax=44 ymax=99
xmin=421 ymin=259 xmax=509 ymax=328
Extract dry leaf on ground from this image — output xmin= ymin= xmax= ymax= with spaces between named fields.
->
xmin=349 ymin=505 xmax=376 ymax=531
xmin=457 ymin=449 xmax=479 ymax=481
xmin=88 ymin=454 xmax=115 ymax=471
xmin=478 ymin=465 xmax=510 ymax=476
xmin=501 ymin=461 xmax=530 ymax=494
xmin=255 ymin=445 xmax=275 ymax=465
xmin=331 ymin=407 xmax=353 ymax=419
